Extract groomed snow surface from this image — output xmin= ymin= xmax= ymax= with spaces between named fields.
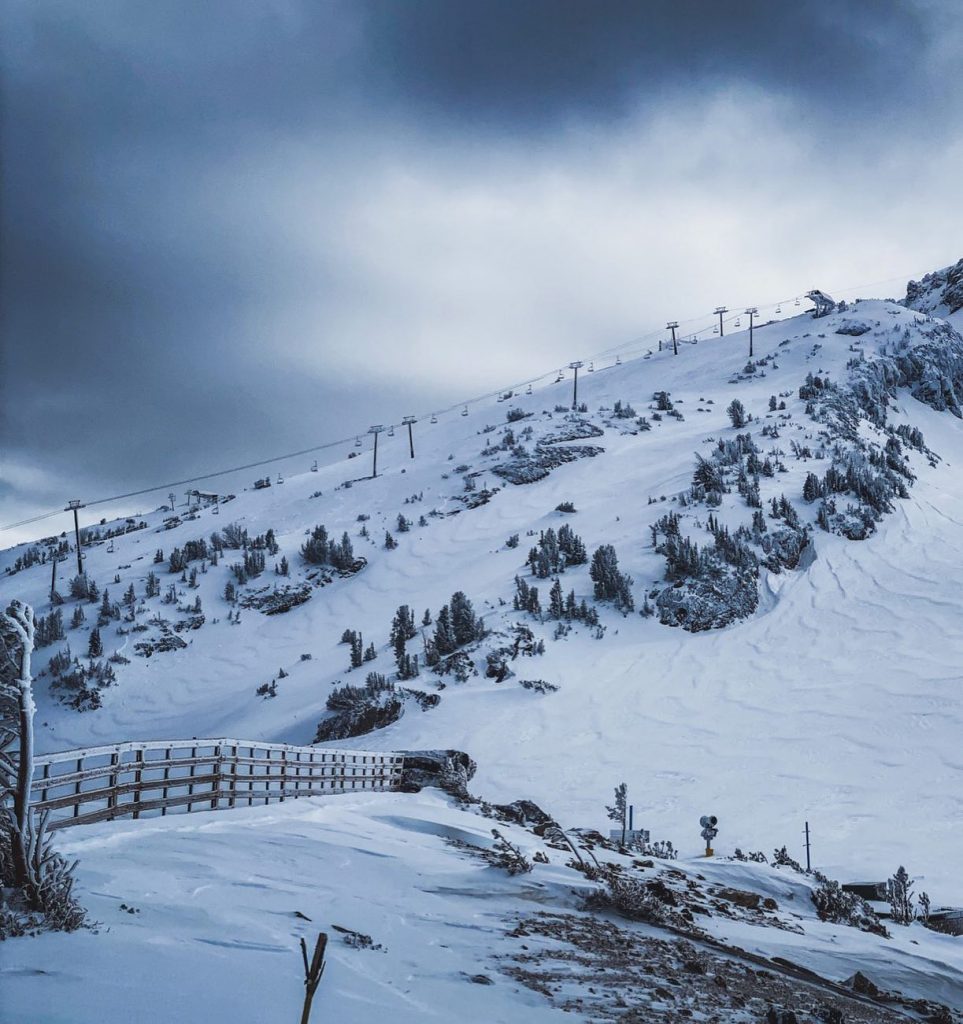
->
xmin=2 ymin=296 xmax=963 ymax=1019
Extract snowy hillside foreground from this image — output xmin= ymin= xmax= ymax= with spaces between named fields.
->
xmin=3 ymin=789 xmax=962 ymax=1023
xmin=3 ymin=270 xmax=963 ymax=1016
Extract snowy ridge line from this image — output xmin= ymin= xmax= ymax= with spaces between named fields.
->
xmin=3 ymin=264 xmax=938 ymax=538
xmin=30 ymin=738 xmax=407 ymax=831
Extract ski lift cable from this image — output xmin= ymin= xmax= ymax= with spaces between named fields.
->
xmin=0 ymin=263 xmax=938 ymax=535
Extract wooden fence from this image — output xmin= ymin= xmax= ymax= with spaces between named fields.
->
xmin=30 ymin=739 xmax=405 ymax=831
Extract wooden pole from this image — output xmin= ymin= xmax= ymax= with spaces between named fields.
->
xmin=299 ymin=933 xmax=328 ymax=1024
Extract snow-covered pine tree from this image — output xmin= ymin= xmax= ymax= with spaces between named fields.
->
xmin=606 ymin=782 xmax=628 ymax=845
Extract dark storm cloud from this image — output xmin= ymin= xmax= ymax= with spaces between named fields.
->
xmin=1 ymin=0 xmax=960 ymax=540
xmin=360 ymin=0 xmax=938 ymax=128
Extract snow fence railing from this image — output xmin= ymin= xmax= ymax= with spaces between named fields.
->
xmin=30 ymin=738 xmax=406 ymax=831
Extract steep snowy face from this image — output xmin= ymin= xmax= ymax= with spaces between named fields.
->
xmin=904 ymin=257 xmax=963 ymax=318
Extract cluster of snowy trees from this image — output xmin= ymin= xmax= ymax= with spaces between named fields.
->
xmin=526 ymin=525 xmax=587 ymax=577
xmin=300 ymin=524 xmax=356 ymax=571
xmin=589 ymin=545 xmax=634 ymax=612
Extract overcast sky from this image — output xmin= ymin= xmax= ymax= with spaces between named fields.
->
xmin=2 ymin=0 xmax=962 ymax=544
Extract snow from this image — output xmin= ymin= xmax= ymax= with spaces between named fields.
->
xmin=3 ymin=294 xmax=963 ymax=1018
xmin=3 ymin=791 xmax=961 ymax=1022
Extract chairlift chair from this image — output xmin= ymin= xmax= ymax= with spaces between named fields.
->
xmin=713 ymin=325 xmax=719 ymax=334
xmin=311 ymin=459 xmax=318 ymax=472
xmin=775 ymin=305 xmax=782 ymax=314
xmin=354 ymin=436 xmax=362 ymax=447
xmin=277 ymin=473 xmax=284 ymax=485
xmin=794 ymin=297 xmax=801 ymax=306
xmin=461 ymin=406 xmax=468 ymax=417
xmin=734 ymin=317 xmax=742 ymax=327
xmin=526 ymin=383 xmax=533 ymax=394
xmin=615 ymin=355 xmax=622 ymax=365
xmin=430 ymin=414 xmax=438 ymax=424
xmin=388 ymin=425 xmax=395 ymax=436
xmin=588 ymin=361 xmax=594 ymax=372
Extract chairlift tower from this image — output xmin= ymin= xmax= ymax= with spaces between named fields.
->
xmin=402 ymin=416 xmax=417 ymax=459
xmin=568 ymin=360 xmax=584 ymax=409
xmin=714 ymin=307 xmax=728 ymax=337
xmin=65 ymin=499 xmax=85 ymax=575
xmin=744 ymin=308 xmax=759 ymax=358
xmin=368 ymin=424 xmax=385 ymax=478
xmin=666 ymin=322 xmax=679 ymax=356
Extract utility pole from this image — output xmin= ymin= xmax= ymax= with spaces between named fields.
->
xmin=65 ymin=500 xmax=85 ymax=575
xmin=50 ymin=555 xmax=59 ymax=604
xmin=568 ymin=361 xmax=583 ymax=410
xmin=168 ymin=492 xmax=176 ymax=513
xmin=666 ymin=321 xmax=679 ymax=356
xmin=714 ymin=306 xmax=728 ymax=337
xmin=402 ymin=415 xmax=417 ymax=459
xmin=368 ymin=424 xmax=385 ymax=478
xmin=745 ymin=307 xmax=758 ymax=358
xmin=804 ymin=821 xmax=812 ymax=872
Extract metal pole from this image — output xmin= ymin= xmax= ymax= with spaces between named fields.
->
xmin=66 ymin=500 xmax=84 ymax=575
xmin=403 ymin=416 xmax=416 ymax=459
xmin=667 ymin=322 xmax=679 ymax=356
xmin=568 ymin=361 xmax=583 ymax=410
xmin=50 ymin=555 xmax=58 ymax=603
xmin=804 ymin=821 xmax=811 ymax=872
xmin=715 ymin=306 xmax=728 ymax=337
xmin=368 ymin=425 xmax=384 ymax=478
xmin=745 ymin=307 xmax=758 ymax=358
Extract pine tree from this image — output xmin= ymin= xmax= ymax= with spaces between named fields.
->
xmin=887 ymin=866 xmax=915 ymax=925
xmin=450 ymin=591 xmax=479 ymax=646
xmin=433 ymin=605 xmax=456 ymax=655
xmin=145 ymin=571 xmax=160 ymax=598
xmin=363 ymin=642 xmax=376 ymax=662
xmin=350 ymin=632 xmax=364 ymax=669
xmin=87 ymin=627 xmax=103 ymax=659
xmin=606 ymin=782 xmax=628 ymax=844
xmin=279 ymin=556 xmax=290 ymax=576
xmin=384 ymin=531 xmax=397 ymax=550
xmin=727 ymin=398 xmax=748 ymax=428
xmin=549 ymin=579 xmax=564 ymax=619
xmin=422 ymin=608 xmax=432 ymax=626
xmin=223 ymin=581 xmax=236 ymax=603
xmin=70 ymin=604 xmax=86 ymax=629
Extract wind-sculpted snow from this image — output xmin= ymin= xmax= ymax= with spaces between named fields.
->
xmin=3 ymin=278 xmax=963 ymax=929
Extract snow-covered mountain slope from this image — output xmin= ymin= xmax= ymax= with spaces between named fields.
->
xmin=4 ymin=791 xmax=962 ymax=1022
xmin=3 ymin=281 xmax=963 ymax=921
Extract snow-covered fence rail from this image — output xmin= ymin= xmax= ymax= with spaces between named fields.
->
xmin=30 ymin=739 xmax=405 ymax=831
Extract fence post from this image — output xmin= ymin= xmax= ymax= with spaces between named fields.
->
xmin=161 ymin=747 xmax=171 ymax=816
xmin=280 ymin=749 xmax=287 ymax=802
xmin=107 ymin=751 xmax=120 ymax=812
xmin=228 ymin=744 xmax=238 ymax=809
xmin=211 ymin=744 xmax=222 ymax=810
xmin=73 ymin=756 xmax=83 ymax=819
xmin=187 ymin=746 xmax=197 ymax=813
xmin=132 ymin=748 xmax=144 ymax=819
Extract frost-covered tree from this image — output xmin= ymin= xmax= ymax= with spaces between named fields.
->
xmin=450 ymin=591 xmax=480 ymax=647
xmin=1 ymin=600 xmax=86 ymax=931
xmin=727 ymin=398 xmax=748 ymax=428
xmin=87 ymin=627 xmax=103 ymax=659
xmin=887 ymin=866 xmax=915 ymax=925
xmin=590 ymin=545 xmax=634 ymax=612
xmin=433 ymin=605 xmax=456 ymax=656
xmin=606 ymin=782 xmax=628 ymax=845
